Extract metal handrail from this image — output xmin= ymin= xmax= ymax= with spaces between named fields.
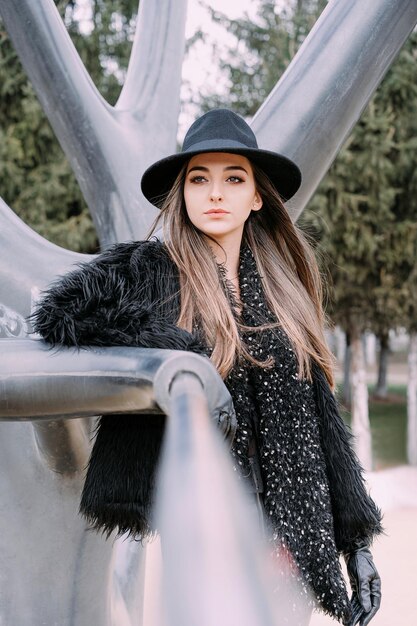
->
xmin=0 ymin=338 xmax=235 ymax=473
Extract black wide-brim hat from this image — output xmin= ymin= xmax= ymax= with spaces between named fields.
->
xmin=140 ymin=108 xmax=302 ymax=208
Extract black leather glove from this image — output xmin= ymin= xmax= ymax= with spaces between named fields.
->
xmin=344 ymin=542 xmax=381 ymax=626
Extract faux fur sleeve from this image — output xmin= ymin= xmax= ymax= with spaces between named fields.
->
xmin=31 ymin=240 xmax=205 ymax=354
xmin=312 ymin=363 xmax=383 ymax=554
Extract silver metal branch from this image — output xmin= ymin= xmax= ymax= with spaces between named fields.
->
xmin=252 ymin=0 xmax=417 ymax=220
xmin=0 ymin=0 xmax=187 ymax=246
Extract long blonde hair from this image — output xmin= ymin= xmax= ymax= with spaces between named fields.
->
xmin=145 ymin=160 xmax=337 ymax=390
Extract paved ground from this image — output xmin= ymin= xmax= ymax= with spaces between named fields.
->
xmin=310 ymin=465 xmax=417 ymax=625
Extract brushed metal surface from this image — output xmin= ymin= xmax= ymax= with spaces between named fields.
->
xmin=253 ymin=0 xmax=417 ymax=220
xmin=0 ymin=338 xmax=233 ymax=624
xmin=0 ymin=0 xmax=187 ymax=246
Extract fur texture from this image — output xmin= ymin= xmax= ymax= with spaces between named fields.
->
xmin=31 ymin=241 xmax=205 ymax=353
xmin=80 ymin=413 xmax=165 ymax=540
xmin=32 ymin=238 xmax=382 ymax=623
xmin=312 ymin=363 xmax=383 ymax=553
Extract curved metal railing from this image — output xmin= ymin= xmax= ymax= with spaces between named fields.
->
xmin=0 ymin=339 xmax=307 ymax=625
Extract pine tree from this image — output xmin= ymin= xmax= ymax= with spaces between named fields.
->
xmin=0 ymin=0 xmax=138 ymax=253
xmin=301 ymin=34 xmax=417 ymax=466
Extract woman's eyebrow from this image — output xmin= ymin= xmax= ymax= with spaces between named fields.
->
xmin=187 ymin=165 xmax=209 ymax=173
xmin=187 ymin=165 xmax=248 ymax=174
xmin=224 ymin=165 xmax=248 ymax=173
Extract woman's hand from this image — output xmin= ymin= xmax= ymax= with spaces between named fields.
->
xmin=344 ymin=543 xmax=381 ymax=625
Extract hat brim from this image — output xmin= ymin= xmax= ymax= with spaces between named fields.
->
xmin=140 ymin=146 xmax=302 ymax=208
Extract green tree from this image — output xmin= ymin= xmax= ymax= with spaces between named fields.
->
xmin=0 ymin=0 xmax=138 ymax=253
xmin=300 ymin=33 xmax=417 ymax=467
xmin=302 ymin=34 xmax=417 ymax=393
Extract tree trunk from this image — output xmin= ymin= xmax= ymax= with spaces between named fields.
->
xmin=343 ymin=331 xmax=351 ymax=407
xmin=364 ymin=332 xmax=376 ymax=366
xmin=374 ymin=331 xmax=390 ymax=398
xmin=350 ymin=327 xmax=373 ymax=471
xmin=407 ymin=332 xmax=417 ymax=465
xmin=335 ymin=325 xmax=346 ymax=362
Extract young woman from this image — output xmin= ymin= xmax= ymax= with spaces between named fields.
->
xmin=32 ymin=109 xmax=382 ymax=625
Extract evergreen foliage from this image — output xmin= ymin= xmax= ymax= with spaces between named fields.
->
xmin=303 ymin=34 xmax=417 ymax=339
xmin=0 ymin=0 xmax=138 ymax=253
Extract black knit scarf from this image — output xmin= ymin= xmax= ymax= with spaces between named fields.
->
xmin=214 ymin=244 xmax=382 ymax=623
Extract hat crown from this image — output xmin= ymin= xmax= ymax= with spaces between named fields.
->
xmin=141 ymin=107 xmax=302 ymax=207
xmin=182 ymin=109 xmax=258 ymax=152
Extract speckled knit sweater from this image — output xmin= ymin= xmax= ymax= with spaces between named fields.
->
xmin=32 ymin=238 xmax=382 ymax=624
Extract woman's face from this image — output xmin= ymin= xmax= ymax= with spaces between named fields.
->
xmin=183 ymin=152 xmax=262 ymax=247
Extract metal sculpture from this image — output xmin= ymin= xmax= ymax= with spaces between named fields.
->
xmin=1 ymin=0 xmax=417 ymax=624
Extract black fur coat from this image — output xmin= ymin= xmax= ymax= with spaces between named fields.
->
xmin=32 ymin=239 xmax=382 ymax=624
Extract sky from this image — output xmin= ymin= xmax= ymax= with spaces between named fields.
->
xmin=73 ymin=1 xmax=290 ymax=137
xmin=181 ymin=0 xmax=260 ymax=137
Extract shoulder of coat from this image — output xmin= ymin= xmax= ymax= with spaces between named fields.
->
xmin=95 ymin=238 xmax=167 ymax=266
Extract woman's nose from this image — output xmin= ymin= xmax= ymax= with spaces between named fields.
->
xmin=210 ymin=187 xmax=223 ymax=203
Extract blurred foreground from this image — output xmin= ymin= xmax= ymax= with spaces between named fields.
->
xmin=143 ymin=466 xmax=417 ymax=626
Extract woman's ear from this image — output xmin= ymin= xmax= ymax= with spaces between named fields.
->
xmin=252 ymin=192 xmax=263 ymax=211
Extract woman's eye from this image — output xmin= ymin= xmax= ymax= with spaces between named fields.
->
xmin=189 ymin=175 xmax=207 ymax=183
xmin=227 ymin=176 xmax=244 ymax=183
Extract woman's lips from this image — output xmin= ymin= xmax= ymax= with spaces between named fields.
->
xmin=204 ymin=209 xmax=230 ymax=214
